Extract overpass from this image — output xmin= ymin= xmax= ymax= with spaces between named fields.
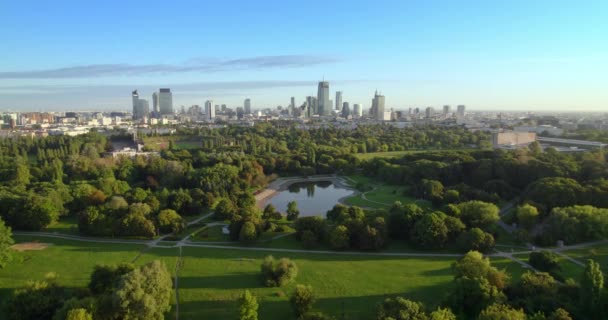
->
xmin=537 ymin=137 xmax=607 ymax=148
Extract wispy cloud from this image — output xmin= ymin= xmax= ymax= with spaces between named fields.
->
xmin=0 ymin=55 xmax=341 ymax=79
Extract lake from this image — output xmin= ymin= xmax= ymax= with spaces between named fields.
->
xmin=268 ymin=181 xmax=354 ymax=217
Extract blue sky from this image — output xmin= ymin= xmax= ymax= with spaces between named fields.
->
xmin=0 ymin=0 xmax=607 ymax=111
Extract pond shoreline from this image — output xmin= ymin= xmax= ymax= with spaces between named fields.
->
xmin=255 ymin=175 xmax=354 ymax=210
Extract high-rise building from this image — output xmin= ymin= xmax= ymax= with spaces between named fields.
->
xmin=317 ymin=81 xmax=330 ymax=116
xmin=290 ymin=97 xmax=296 ymax=115
xmin=443 ymin=105 xmax=451 ymax=115
xmin=335 ymin=91 xmax=342 ymax=111
xmin=244 ymin=98 xmax=251 ymax=114
xmin=353 ymin=104 xmax=362 ymax=118
xmin=457 ymin=105 xmax=466 ymax=117
xmin=371 ymin=91 xmax=385 ymax=120
xmin=341 ymin=102 xmax=350 ymax=118
xmin=152 ymin=92 xmax=159 ymax=113
xmin=132 ymin=90 xmax=150 ymax=120
xmin=158 ymin=88 xmax=173 ymax=115
xmin=425 ymin=107 xmax=435 ymax=118
xmin=204 ymin=100 xmax=215 ymax=121
xmin=306 ymin=96 xmax=317 ymax=117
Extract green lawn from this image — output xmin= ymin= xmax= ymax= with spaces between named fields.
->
xmin=0 ymin=235 xmax=530 ymax=320
xmin=561 ymin=244 xmax=608 ymax=274
xmin=343 ymin=184 xmax=431 ymax=210
xmin=0 ymin=235 xmax=145 ymax=303
xmin=353 ymin=151 xmax=415 ymax=161
xmin=44 ymin=215 xmax=80 ymax=235
xmin=177 ymin=247 xmax=456 ymax=320
xmin=142 ymin=136 xmax=201 ymax=151
xmin=191 ymin=225 xmax=230 ymax=242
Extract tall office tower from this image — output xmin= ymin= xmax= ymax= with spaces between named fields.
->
xmin=371 ymin=91 xmax=386 ymax=120
xmin=204 ymin=100 xmax=215 ymax=121
xmin=353 ymin=104 xmax=362 ymax=117
xmin=341 ymin=102 xmax=350 ymax=118
xmin=457 ymin=105 xmax=466 ymax=117
xmin=335 ymin=91 xmax=342 ymax=111
xmin=139 ymin=99 xmax=149 ymax=118
xmin=443 ymin=105 xmax=451 ymax=115
xmin=158 ymin=88 xmax=173 ymax=115
xmin=317 ymin=81 xmax=330 ymax=116
xmin=244 ymin=98 xmax=251 ymax=114
xmin=221 ymin=104 xmax=226 ymax=112
xmin=290 ymin=97 xmax=296 ymax=115
xmin=132 ymin=90 xmax=150 ymax=120
xmin=425 ymin=107 xmax=435 ymax=118
xmin=152 ymin=92 xmax=159 ymax=113
xmin=132 ymin=90 xmax=139 ymax=113
xmin=306 ymin=96 xmax=317 ymax=116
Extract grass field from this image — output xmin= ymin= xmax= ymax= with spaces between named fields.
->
xmin=352 ymin=149 xmax=480 ymax=161
xmin=0 ymin=234 xmax=532 ymax=320
xmin=142 ymin=136 xmax=202 ymax=151
xmin=343 ymin=175 xmax=431 ymax=210
xmin=561 ymin=244 xmax=608 ymax=273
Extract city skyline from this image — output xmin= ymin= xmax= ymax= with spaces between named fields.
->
xmin=1 ymin=1 xmax=607 ymax=111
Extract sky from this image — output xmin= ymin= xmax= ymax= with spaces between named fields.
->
xmin=0 ymin=0 xmax=607 ymax=112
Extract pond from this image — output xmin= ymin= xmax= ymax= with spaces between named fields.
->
xmin=268 ymin=180 xmax=354 ymax=217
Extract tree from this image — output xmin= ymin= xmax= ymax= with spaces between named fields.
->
xmin=0 ymin=217 xmax=14 ymax=268
xmin=239 ymin=221 xmax=258 ymax=243
xmin=456 ymin=228 xmax=495 ymax=253
xmin=260 ymin=255 xmax=298 ymax=287
xmin=214 ymin=198 xmax=237 ymax=220
xmin=89 ymin=263 xmax=136 ymax=294
xmin=580 ymin=259 xmax=604 ymax=316
xmin=429 ymin=308 xmax=456 ymax=320
xmin=291 ymin=284 xmax=316 ymax=317
xmin=66 ymin=308 xmax=93 ymax=320
xmin=113 ymin=260 xmax=173 ymax=320
xmin=294 ymin=216 xmax=326 ymax=241
xmin=411 ymin=213 xmax=448 ymax=249
xmin=529 ymin=251 xmax=560 ymax=274
xmin=548 ymin=308 xmax=573 ymax=320
xmin=5 ymin=274 xmax=66 ymax=320
xmin=376 ymin=297 xmax=428 ymax=320
xmin=478 ymin=304 xmax=526 ymax=320
xmin=239 ymin=290 xmax=258 ymax=320
xmin=457 ymin=201 xmax=500 ymax=230
xmin=287 ymin=201 xmax=300 ymax=221
xmin=516 ymin=204 xmax=539 ymax=230
xmin=328 ymin=225 xmax=349 ymax=250
xmin=513 ymin=271 xmax=559 ymax=314
xmin=301 ymin=230 xmax=318 ymax=249
xmin=157 ymin=209 xmax=186 ymax=234
xmin=419 ymin=179 xmax=444 ymax=204
xmin=262 ymin=203 xmax=282 ymax=220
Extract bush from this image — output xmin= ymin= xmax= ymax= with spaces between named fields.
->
xmin=529 ymin=251 xmax=560 ymax=274
xmin=260 ymin=255 xmax=298 ymax=287
xmin=290 ymin=284 xmax=316 ymax=317
xmin=294 ymin=216 xmax=326 ymax=241
xmin=457 ymin=228 xmax=495 ymax=253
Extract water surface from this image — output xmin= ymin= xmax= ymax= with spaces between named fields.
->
xmin=268 ymin=181 xmax=354 ymax=217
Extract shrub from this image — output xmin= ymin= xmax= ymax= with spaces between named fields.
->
xmin=260 ymin=255 xmax=298 ymax=287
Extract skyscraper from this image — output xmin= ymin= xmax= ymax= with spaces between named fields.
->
xmin=317 ymin=81 xmax=330 ymax=116
xmin=158 ymin=88 xmax=173 ymax=115
xmin=204 ymin=100 xmax=215 ymax=121
xmin=457 ymin=105 xmax=466 ymax=117
xmin=353 ymin=104 xmax=362 ymax=118
xmin=306 ymin=96 xmax=317 ymax=117
xmin=244 ymin=98 xmax=251 ymax=114
xmin=443 ymin=105 xmax=451 ymax=115
xmin=290 ymin=97 xmax=296 ymax=115
xmin=342 ymin=102 xmax=350 ymax=118
xmin=371 ymin=91 xmax=385 ymax=120
xmin=132 ymin=90 xmax=150 ymax=120
xmin=152 ymin=92 xmax=159 ymax=113
xmin=335 ymin=91 xmax=342 ymax=111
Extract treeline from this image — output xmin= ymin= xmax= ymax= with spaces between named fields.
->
xmin=291 ymin=202 xmax=499 ymax=253
xmin=361 ymin=146 xmax=608 ymax=246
